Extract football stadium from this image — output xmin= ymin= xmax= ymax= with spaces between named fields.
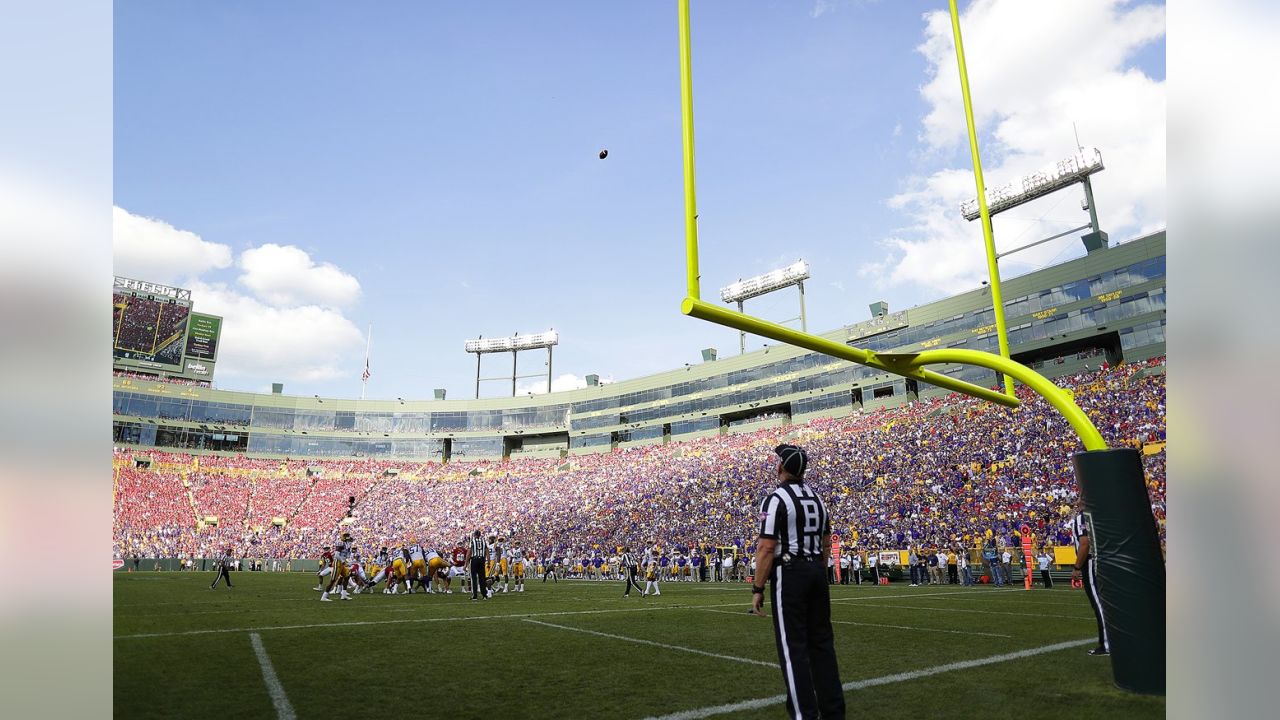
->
xmin=113 ymin=2 xmax=1167 ymax=719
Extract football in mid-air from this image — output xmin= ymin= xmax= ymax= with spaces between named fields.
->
xmin=599 ymin=149 xmax=608 ymax=159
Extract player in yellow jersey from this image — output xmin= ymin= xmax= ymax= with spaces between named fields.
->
xmin=407 ymin=542 xmax=429 ymax=594
xmin=320 ymin=532 xmax=354 ymax=601
xmin=641 ymin=559 xmax=661 ymax=598
xmin=390 ymin=548 xmax=409 ymax=594
xmin=493 ymin=536 xmax=510 ymax=593
xmin=505 ymin=543 xmax=524 ymax=593
xmin=425 ymin=548 xmax=448 ymax=593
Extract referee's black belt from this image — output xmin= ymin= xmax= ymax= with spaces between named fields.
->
xmin=780 ymin=553 xmax=821 ymax=564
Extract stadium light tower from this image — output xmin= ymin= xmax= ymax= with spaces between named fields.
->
xmin=464 ymin=330 xmax=559 ymax=399
xmin=959 ymin=147 xmax=1109 ymax=256
xmin=720 ymin=260 xmax=810 ymax=355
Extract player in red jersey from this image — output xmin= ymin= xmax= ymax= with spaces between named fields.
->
xmin=314 ymin=545 xmax=335 ymax=591
xmin=450 ymin=545 xmax=467 ymax=594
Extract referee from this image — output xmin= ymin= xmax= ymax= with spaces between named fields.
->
xmin=620 ymin=546 xmax=644 ymax=597
xmin=750 ymin=444 xmax=845 ymax=720
xmin=209 ymin=547 xmax=234 ymax=590
xmin=1071 ymin=501 xmax=1110 ymax=656
xmin=466 ymin=530 xmax=488 ymax=601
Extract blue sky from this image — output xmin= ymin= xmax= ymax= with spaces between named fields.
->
xmin=113 ymin=0 xmax=1166 ymax=400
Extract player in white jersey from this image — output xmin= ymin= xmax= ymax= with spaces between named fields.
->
xmin=487 ymin=536 xmax=505 ymax=594
xmin=347 ymin=548 xmax=372 ymax=593
xmin=506 ymin=544 xmax=526 ymax=592
xmin=405 ymin=543 xmax=428 ymax=594
xmin=321 ymin=533 xmax=354 ymax=601
xmin=367 ymin=547 xmax=393 ymax=591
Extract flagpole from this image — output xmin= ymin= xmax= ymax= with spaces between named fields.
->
xmin=361 ymin=324 xmax=372 ymax=400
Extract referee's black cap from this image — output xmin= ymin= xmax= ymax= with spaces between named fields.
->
xmin=774 ymin=444 xmax=808 ymax=479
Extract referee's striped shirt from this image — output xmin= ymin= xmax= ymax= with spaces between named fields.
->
xmin=621 ymin=552 xmax=635 ymax=568
xmin=468 ymin=536 xmax=486 ymax=560
xmin=1072 ymin=514 xmax=1092 ymax=560
xmin=758 ymin=481 xmax=830 ymax=558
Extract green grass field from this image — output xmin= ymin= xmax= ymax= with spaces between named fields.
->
xmin=114 ymin=572 xmax=1164 ymax=719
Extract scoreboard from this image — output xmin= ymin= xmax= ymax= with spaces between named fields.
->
xmin=112 ymin=277 xmax=222 ymax=382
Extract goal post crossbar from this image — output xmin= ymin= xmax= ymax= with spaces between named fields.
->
xmin=673 ymin=0 xmax=1106 ymax=452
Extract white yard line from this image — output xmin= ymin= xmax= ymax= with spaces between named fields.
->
xmin=939 ymin=594 xmax=1091 ymax=607
xmin=521 ymin=619 xmax=775 ymax=668
xmin=848 ymin=603 xmax=1095 ymax=620
xmin=114 ymin=588 xmax=1049 ymax=640
xmin=643 ymin=638 xmax=1096 ymax=720
xmin=829 ymin=619 xmax=1011 ymax=638
xmin=699 ymin=608 xmax=1010 ymax=638
xmin=828 ymin=589 xmax=991 ymax=603
xmin=115 ymin=601 xmax=742 ymax=639
xmin=249 ymin=633 xmax=297 ymax=720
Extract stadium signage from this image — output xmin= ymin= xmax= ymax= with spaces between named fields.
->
xmin=114 ymin=276 xmax=192 ymax=301
xmin=113 ymin=558 xmax=125 ymax=570
xmin=186 ymin=361 xmax=209 ymax=376
xmin=184 ymin=313 xmax=222 ymax=361
xmin=846 ymin=311 xmax=909 ymax=343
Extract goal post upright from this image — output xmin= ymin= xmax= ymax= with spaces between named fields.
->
xmin=947 ymin=0 xmax=1015 ymax=399
xmin=672 ymin=0 xmax=1163 ymax=694
xmin=673 ymin=0 xmax=1091 ymax=442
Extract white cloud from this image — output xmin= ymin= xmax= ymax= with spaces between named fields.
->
xmin=238 ymin=243 xmax=361 ymax=308
xmin=811 ymin=0 xmax=835 ymax=19
xmin=187 ymin=279 xmax=365 ymax=383
xmin=516 ymin=373 xmax=603 ymax=396
xmin=113 ymin=207 xmax=368 ymax=386
xmin=112 ymin=206 xmax=232 ymax=283
xmin=865 ymin=0 xmax=1165 ymax=293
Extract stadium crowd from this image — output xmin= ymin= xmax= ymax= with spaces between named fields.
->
xmin=113 ymin=293 xmax=189 ymax=357
xmin=113 ymin=359 xmax=1165 ymax=564
xmin=113 ymin=369 xmax=211 ymax=388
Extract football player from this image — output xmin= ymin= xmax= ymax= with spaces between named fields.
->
xmin=507 ymin=542 xmax=525 ymax=593
xmin=426 ymin=546 xmax=449 ymax=593
xmin=321 ymin=532 xmax=354 ymax=601
xmin=314 ymin=545 xmax=334 ymax=591
xmin=347 ymin=548 xmax=373 ymax=593
xmin=642 ymin=558 xmax=661 ymax=598
xmin=407 ymin=542 xmax=429 ymax=593
xmin=486 ymin=535 xmax=502 ymax=596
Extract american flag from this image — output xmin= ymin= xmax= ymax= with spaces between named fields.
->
xmin=362 ymin=357 xmax=370 ymax=382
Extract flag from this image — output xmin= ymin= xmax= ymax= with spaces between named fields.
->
xmin=362 ymin=357 xmax=370 ymax=382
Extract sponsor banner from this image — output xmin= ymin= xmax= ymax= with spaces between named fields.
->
xmin=113 ymin=558 xmax=125 ymax=570
xmin=184 ymin=313 xmax=222 ymax=361
xmin=878 ymin=551 xmax=900 ymax=567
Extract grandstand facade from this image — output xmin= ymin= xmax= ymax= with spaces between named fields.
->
xmin=112 ymin=231 xmax=1165 ymax=461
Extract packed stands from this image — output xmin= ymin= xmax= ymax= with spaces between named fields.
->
xmin=113 ymin=359 xmax=1165 ymax=560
